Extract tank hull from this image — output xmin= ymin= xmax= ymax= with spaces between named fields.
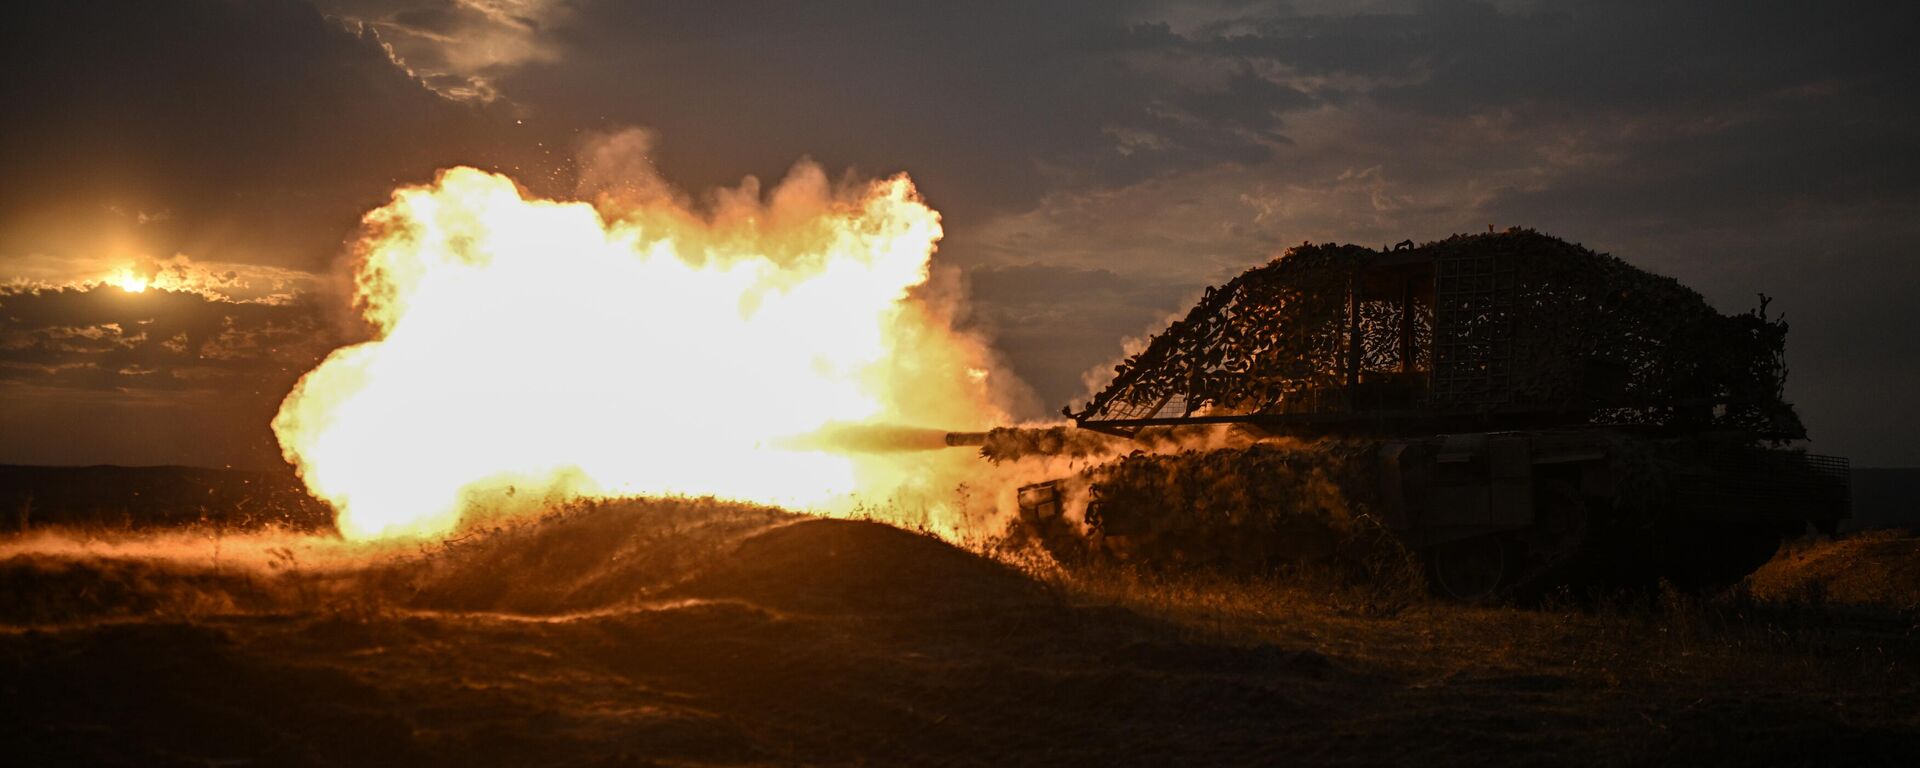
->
xmin=1012 ymin=429 xmax=1849 ymax=599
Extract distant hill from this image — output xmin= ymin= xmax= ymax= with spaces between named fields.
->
xmin=0 ymin=465 xmax=331 ymax=533
xmin=1848 ymin=468 xmax=1920 ymax=533
xmin=0 ymin=464 xmax=1912 ymax=538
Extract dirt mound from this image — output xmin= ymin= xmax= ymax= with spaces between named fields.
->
xmin=5 ymin=499 xmax=1920 ymax=764
xmin=0 ymin=555 xmax=283 ymax=624
xmin=0 ymin=498 xmax=797 ymax=623
xmin=395 ymin=497 xmax=790 ymax=614
xmin=671 ymin=517 xmax=1048 ymax=615
xmin=396 ymin=500 xmax=1058 ymax=619
xmin=0 ymin=498 xmax=1051 ymax=624
xmin=1747 ymin=530 xmax=1920 ymax=608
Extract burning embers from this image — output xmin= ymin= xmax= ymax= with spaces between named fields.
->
xmin=274 ymin=153 xmax=1011 ymax=541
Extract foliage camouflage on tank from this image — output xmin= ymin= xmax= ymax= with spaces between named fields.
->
xmin=1072 ymin=229 xmax=1800 ymax=437
xmin=995 ymin=229 xmax=1847 ymax=599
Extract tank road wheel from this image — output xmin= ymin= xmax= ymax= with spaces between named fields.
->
xmin=1426 ymin=535 xmax=1513 ymax=602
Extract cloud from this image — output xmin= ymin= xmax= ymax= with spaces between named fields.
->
xmin=0 ymin=285 xmax=341 ymax=396
xmin=316 ymin=0 xmax=569 ymax=102
xmin=0 ymin=0 xmax=538 ymax=274
xmin=490 ymin=1 xmax=1323 ymax=224
xmin=0 ymin=281 xmax=352 ymax=463
xmin=4 ymin=253 xmax=326 ymax=306
xmin=3 ymin=0 xmax=1919 ymax=464
xmin=930 ymin=1 xmax=1920 ymax=462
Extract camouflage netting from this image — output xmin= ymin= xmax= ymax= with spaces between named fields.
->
xmin=1074 ymin=230 xmax=1800 ymax=436
xmin=1080 ymin=441 xmax=1389 ymax=567
xmin=973 ymin=424 xmax=1226 ymax=464
xmin=1075 ymin=243 xmax=1367 ymax=421
xmin=975 ymin=426 xmax=1125 ymax=463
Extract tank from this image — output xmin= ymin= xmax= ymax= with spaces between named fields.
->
xmin=968 ymin=230 xmax=1850 ymax=599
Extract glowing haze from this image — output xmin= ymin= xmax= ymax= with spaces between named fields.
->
xmin=274 ymin=146 xmax=1014 ymax=540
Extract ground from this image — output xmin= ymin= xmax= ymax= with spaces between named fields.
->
xmin=1 ymin=495 xmax=1917 ymax=767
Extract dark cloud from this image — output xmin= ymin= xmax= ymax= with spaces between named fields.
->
xmin=319 ymin=0 xmax=563 ymax=102
xmin=0 ymin=0 xmax=536 ymax=272
xmin=0 ymin=284 xmax=346 ymax=468
xmin=388 ymin=3 xmax=470 ymax=34
xmin=0 ymin=0 xmax=531 ymax=466
xmin=494 ymin=1 xmax=1315 ymax=223
xmin=938 ymin=1 xmax=1920 ymax=462
xmin=0 ymin=286 xmax=339 ymax=396
xmin=2 ymin=0 xmax=1917 ymax=465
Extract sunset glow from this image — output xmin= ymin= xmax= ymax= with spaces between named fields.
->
xmin=106 ymin=266 xmax=149 ymax=293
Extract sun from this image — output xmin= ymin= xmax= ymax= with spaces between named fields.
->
xmin=107 ymin=267 xmax=150 ymax=293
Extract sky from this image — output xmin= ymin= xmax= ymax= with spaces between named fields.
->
xmin=2 ymin=0 xmax=1916 ymax=467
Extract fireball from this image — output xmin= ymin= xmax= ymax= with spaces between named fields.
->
xmin=274 ymin=161 xmax=1011 ymax=540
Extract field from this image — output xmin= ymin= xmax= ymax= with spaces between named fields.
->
xmin=1 ymin=470 xmax=1917 ymax=766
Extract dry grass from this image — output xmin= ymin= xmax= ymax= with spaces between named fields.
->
xmin=0 ymin=496 xmax=793 ymax=625
xmin=1749 ymin=529 xmax=1920 ymax=609
xmin=1032 ymin=535 xmax=1920 ymax=695
xmin=4 ymin=498 xmax=1918 ymax=765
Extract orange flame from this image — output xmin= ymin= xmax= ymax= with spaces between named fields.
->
xmin=274 ymin=163 xmax=1012 ymax=541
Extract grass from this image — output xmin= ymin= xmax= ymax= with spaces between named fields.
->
xmin=1029 ymin=535 xmax=1920 ymax=703
xmin=3 ymin=498 xmax=1917 ymax=765
xmin=6 ymin=492 xmax=1915 ymax=700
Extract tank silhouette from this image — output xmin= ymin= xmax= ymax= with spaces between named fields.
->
xmin=961 ymin=230 xmax=1850 ymax=599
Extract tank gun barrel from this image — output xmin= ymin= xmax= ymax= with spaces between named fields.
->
xmin=938 ymin=426 xmax=1134 ymax=462
xmin=944 ymin=432 xmax=988 ymax=447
